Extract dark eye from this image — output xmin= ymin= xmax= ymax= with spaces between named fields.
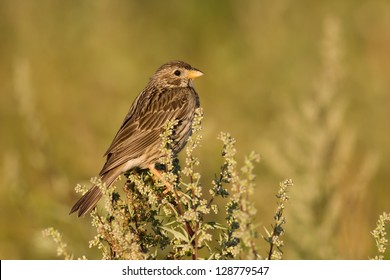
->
xmin=174 ymin=70 xmax=181 ymax=76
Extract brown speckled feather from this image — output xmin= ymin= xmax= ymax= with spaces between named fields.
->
xmin=101 ymin=87 xmax=198 ymax=174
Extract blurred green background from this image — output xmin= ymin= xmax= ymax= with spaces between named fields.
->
xmin=1 ymin=0 xmax=390 ymax=259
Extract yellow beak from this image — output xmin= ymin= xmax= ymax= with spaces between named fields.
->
xmin=187 ymin=69 xmax=204 ymax=79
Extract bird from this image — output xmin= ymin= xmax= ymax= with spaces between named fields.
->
xmin=70 ymin=60 xmax=203 ymax=217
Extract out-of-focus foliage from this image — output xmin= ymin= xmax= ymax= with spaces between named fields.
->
xmin=1 ymin=0 xmax=390 ymax=259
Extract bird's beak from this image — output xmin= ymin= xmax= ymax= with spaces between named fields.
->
xmin=187 ymin=69 xmax=204 ymax=79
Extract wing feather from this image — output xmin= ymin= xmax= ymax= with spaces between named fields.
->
xmin=99 ymin=87 xmax=198 ymax=176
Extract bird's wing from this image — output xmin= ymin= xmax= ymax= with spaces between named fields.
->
xmin=99 ymin=87 xmax=197 ymax=176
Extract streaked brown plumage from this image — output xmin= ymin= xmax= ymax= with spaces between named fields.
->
xmin=70 ymin=60 xmax=203 ymax=217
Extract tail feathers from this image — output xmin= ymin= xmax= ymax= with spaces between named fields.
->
xmin=70 ymin=170 xmax=120 ymax=217
xmin=69 ymin=185 xmax=102 ymax=217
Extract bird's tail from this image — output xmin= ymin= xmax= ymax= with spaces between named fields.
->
xmin=69 ymin=171 xmax=119 ymax=217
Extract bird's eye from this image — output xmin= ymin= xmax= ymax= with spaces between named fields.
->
xmin=174 ymin=70 xmax=181 ymax=76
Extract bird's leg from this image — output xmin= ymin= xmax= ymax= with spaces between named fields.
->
xmin=148 ymin=164 xmax=173 ymax=194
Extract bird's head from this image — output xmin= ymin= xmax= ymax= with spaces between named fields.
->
xmin=151 ymin=60 xmax=203 ymax=88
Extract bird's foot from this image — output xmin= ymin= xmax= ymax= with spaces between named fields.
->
xmin=148 ymin=164 xmax=173 ymax=194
